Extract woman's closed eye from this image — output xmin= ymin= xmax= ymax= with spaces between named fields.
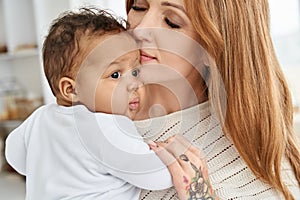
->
xmin=164 ymin=17 xmax=180 ymax=29
xmin=131 ymin=5 xmax=147 ymax=12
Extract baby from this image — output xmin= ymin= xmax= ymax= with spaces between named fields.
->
xmin=5 ymin=8 xmax=172 ymax=200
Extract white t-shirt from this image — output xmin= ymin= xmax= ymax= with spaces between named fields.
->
xmin=5 ymin=104 xmax=172 ymax=200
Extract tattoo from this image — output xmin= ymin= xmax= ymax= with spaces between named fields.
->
xmin=186 ymin=164 xmax=215 ymax=200
xmin=179 ymin=154 xmax=216 ymax=199
xmin=180 ymin=154 xmax=189 ymax=162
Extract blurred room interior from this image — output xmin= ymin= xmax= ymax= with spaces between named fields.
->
xmin=0 ymin=0 xmax=299 ymax=199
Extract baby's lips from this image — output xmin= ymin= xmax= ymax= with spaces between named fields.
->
xmin=129 ymin=97 xmax=140 ymax=110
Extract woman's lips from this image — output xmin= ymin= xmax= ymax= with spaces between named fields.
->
xmin=129 ymin=97 xmax=140 ymax=110
xmin=140 ymin=50 xmax=156 ymax=63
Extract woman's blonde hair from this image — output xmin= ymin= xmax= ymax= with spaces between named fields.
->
xmin=126 ymin=0 xmax=300 ymax=199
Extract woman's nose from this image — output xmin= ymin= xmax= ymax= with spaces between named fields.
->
xmin=131 ymin=12 xmax=157 ymax=43
xmin=135 ymin=8 xmax=157 ymax=28
xmin=132 ymin=27 xmax=153 ymax=44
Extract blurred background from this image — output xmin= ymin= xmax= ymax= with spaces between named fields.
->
xmin=0 ymin=0 xmax=299 ymax=199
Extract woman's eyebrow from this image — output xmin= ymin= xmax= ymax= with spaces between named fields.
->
xmin=161 ymin=1 xmax=186 ymax=14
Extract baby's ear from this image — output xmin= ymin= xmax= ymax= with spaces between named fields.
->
xmin=58 ymin=77 xmax=78 ymax=103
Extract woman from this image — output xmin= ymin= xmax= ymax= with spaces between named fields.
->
xmin=126 ymin=0 xmax=300 ymax=199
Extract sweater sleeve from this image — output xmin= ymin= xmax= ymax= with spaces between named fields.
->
xmin=74 ymin=110 xmax=173 ymax=190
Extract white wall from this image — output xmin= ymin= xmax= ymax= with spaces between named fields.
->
xmin=0 ymin=0 xmax=6 ymax=47
xmin=269 ymin=0 xmax=300 ymax=36
xmin=269 ymin=0 xmax=300 ymax=109
xmin=69 ymin=0 xmax=108 ymax=9
xmin=32 ymin=0 xmax=70 ymax=104
xmin=106 ymin=0 xmax=126 ymax=18
xmin=69 ymin=0 xmax=126 ymax=18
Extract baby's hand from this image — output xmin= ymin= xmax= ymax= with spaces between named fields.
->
xmin=149 ymin=134 xmax=219 ymax=200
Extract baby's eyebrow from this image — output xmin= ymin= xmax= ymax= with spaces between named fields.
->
xmin=109 ymin=60 xmax=120 ymax=66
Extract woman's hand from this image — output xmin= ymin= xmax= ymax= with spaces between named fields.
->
xmin=149 ymin=134 xmax=218 ymax=200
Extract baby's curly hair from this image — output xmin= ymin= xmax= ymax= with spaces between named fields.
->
xmin=43 ymin=8 xmax=126 ymax=96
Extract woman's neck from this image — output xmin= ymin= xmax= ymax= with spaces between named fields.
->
xmin=134 ymin=84 xmax=207 ymax=120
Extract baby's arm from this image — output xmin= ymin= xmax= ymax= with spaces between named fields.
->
xmin=75 ymin=111 xmax=172 ymax=190
xmin=5 ymin=122 xmax=27 ymax=175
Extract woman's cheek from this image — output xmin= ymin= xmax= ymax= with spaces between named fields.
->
xmin=127 ymin=11 xmax=140 ymax=29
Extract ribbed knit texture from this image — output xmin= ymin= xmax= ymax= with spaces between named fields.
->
xmin=134 ymin=102 xmax=300 ymax=200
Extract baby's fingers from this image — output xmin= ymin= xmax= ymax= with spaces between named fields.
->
xmin=149 ymin=141 xmax=184 ymax=178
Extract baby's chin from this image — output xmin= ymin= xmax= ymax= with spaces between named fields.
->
xmin=125 ymin=109 xmax=138 ymax=120
xmin=130 ymin=108 xmax=152 ymax=121
xmin=105 ymin=108 xmax=137 ymax=120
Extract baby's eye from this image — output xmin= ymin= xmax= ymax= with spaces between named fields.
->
xmin=131 ymin=68 xmax=140 ymax=77
xmin=111 ymin=71 xmax=121 ymax=79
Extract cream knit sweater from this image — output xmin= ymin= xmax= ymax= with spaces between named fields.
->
xmin=134 ymin=102 xmax=300 ymax=200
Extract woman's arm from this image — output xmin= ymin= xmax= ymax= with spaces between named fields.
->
xmin=150 ymin=134 xmax=219 ymax=200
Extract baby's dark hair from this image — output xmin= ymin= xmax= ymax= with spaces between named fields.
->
xmin=43 ymin=8 xmax=126 ymax=96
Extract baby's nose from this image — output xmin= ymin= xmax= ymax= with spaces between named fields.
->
xmin=127 ymin=79 xmax=143 ymax=92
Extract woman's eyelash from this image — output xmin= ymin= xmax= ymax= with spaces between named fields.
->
xmin=165 ymin=18 xmax=180 ymax=28
xmin=131 ymin=5 xmax=147 ymax=11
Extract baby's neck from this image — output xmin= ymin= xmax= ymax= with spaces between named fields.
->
xmin=56 ymin=97 xmax=74 ymax=107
